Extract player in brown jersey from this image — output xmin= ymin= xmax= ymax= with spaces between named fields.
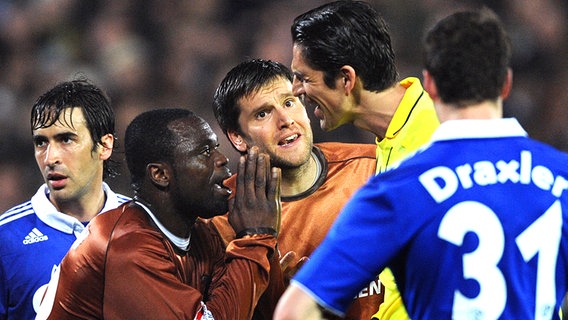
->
xmin=212 ymin=59 xmax=380 ymax=319
xmin=36 ymin=108 xmax=281 ymax=320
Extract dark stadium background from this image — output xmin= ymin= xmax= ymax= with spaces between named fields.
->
xmin=1 ymin=0 xmax=566 ymax=212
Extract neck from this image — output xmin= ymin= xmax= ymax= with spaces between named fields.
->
xmin=280 ymin=152 xmax=320 ymax=197
xmin=134 ymin=193 xmax=194 ymax=238
xmin=436 ymin=99 xmax=503 ymax=123
xmin=352 ymin=83 xmax=405 ymax=139
xmin=54 ymin=183 xmax=106 ymax=223
xmin=134 ymin=198 xmax=191 ymax=252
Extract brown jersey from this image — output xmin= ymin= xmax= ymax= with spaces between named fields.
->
xmin=37 ymin=202 xmax=276 ymax=320
xmin=213 ymin=142 xmax=382 ymax=319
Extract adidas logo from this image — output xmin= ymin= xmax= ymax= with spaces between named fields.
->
xmin=23 ymin=228 xmax=49 ymax=245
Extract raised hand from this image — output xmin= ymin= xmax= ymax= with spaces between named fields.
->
xmin=229 ymin=146 xmax=282 ymax=237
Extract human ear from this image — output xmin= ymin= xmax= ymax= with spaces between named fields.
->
xmin=147 ymin=163 xmax=170 ymax=188
xmin=99 ymin=133 xmax=114 ymax=160
xmin=227 ymin=130 xmax=248 ymax=152
xmin=340 ymin=65 xmax=357 ymax=96
xmin=422 ymin=70 xmax=439 ymax=101
xmin=500 ymin=68 xmax=513 ymax=100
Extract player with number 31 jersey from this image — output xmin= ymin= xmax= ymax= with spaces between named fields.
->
xmin=275 ymin=8 xmax=568 ymax=320
xmin=291 ymin=118 xmax=568 ymax=318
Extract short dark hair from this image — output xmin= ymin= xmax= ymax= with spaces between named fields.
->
xmin=213 ymin=59 xmax=293 ymax=138
xmin=291 ymin=0 xmax=397 ymax=91
xmin=125 ymin=108 xmax=195 ymax=192
xmin=31 ymin=79 xmax=118 ymax=178
xmin=423 ymin=7 xmax=512 ymax=106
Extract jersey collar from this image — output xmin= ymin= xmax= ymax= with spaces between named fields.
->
xmin=33 ymin=182 xmax=121 ymax=236
xmin=430 ymin=118 xmax=527 ymax=142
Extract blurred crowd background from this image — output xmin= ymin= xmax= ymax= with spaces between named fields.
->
xmin=1 ymin=0 xmax=567 ymax=212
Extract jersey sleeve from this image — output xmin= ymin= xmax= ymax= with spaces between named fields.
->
xmin=102 ymin=226 xmax=276 ymax=320
xmin=38 ymin=206 xmax=278 ymax=320
xmin=204 ymin=234 xmax=277 ymax=319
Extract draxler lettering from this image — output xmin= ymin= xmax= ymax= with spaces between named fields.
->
xmin=419 ymin=150 xmax=568 ymax=203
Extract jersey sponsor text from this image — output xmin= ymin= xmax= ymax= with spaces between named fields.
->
xmin=355 ymin=279 xmax=381 ymax=299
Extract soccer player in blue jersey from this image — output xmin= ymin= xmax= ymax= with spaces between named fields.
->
xmin=275 ymin=7 xmax=568 ymax=320
xmin=0 ymin=79 xmax=129 ymax=319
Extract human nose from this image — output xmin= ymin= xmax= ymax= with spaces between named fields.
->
xmin=276 ymin=108 xmax=295 ymax=128
xmin=214 ymin=149 xmax=229 ymax=168
xmin=292 ymin=76 xmax=305 ymax=97
xmin=44 ymin=144 xmax=61 ymax=167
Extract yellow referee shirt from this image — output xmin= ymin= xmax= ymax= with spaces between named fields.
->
xmin=373 ymin=77 xmax=439 ymax=319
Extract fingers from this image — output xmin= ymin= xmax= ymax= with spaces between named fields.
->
xmin=280 ymin=251 xmax=297 ymax=270
xmin=255 ymin=152 xmax=267 ymax=197
xmin=297 ymin=256 xmax=310 ymax=269
xmin=271 ymin=167 xmax=282 ymax=232
xmin=230 ymin=146 xmax=281 ymax=235
xmin=245 ymin=146 xmax=259 ymax=206
xmin=236 ymin=154 xmax=246 ymax=205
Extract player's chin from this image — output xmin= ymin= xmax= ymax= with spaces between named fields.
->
xmin=320 ymin=117 xmax=334 ymax=131
xmin=321 ymin=118 xmax=341 ymax=132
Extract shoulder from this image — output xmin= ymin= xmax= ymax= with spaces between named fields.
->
xmin=314 ymin=142 xmax=376 ymax=161
xmin=314 ymin=142 xmax=376 ymax=179
xmin=87 ymin=203 xmax=166 ymax=258
xmin=102 ymin=183 xmax=132 ymax=209
xmin=92 ymin=202 xmax=149 ymax=233
xmin=87 ymin=202 xmax=153 ymax=243
xmin=0 ymin=201 xmax=37 ymax=257
xmin=2 ymin=185 xmax=47 ymax=224
xmin=0 ymin=200 xmax=34 ymax=227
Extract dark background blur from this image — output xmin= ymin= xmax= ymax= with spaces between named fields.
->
xmin=1 ymin=0 xmax=567 ymax=212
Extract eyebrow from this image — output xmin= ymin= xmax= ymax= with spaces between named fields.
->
xmin=33 ymin=131 xmax=78 ymax=141
xmin=252 ymin=91 xmax=295 ymax=112
xmin=183 ymin=137 xmax=218 ymax=156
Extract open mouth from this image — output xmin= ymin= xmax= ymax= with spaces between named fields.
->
xmin=302 ymin=96 xmax=324 ymax=120
xmin=214 ymin=183 xmax=232 ymax=197
xmin=278 ymin=134 xmax=299 ymax=146
xmin=313 ymin=105 xmax=325 ymax=120
xmin=47 ymin=173 xmax=67 ymax=189
xmin=47 ymin=172 xmax=66 ymax=180
xmin=213 ymin=173 xmax=232 ymax=197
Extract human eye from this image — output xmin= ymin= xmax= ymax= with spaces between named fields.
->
xmin=294 ymin=73 xmax=307 ymax=84
xmin=33 ymin=137 xmax=47 ymax=148
xmin=255 ymin=109 xmax=270 ymax=120
xmin=284 ymin=98 xmax=296 ymax=108
xmin=200 ymin=145 xmax=212 ymax=157
xmin=200 ymin=144 xmax=219 ymax=157
xmin=57 ymin=133 xmax=76 ymax=145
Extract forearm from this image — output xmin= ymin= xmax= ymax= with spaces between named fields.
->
xmin=274 ymin=283 xmax=323 ymax=320
xmin=205 ymin=235 xmax=277 ymax=319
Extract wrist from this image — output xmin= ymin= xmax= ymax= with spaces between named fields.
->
xmin=236 ymin=227 xmax=278 ymax=239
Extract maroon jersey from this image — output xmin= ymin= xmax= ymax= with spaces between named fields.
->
xmin=37 ymin=202 xmax=276 ymax=320
xmin=213 ymin=142 xmax=382 ymax=319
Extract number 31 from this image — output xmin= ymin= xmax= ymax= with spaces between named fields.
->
xmin=438 ymin=200 xmax=562 ymax=319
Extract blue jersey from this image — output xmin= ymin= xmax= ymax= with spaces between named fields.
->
xmin=293 ymin=118 xmax=568 ymax=319
xmin=0 ymin=183 xmax=129 ymax=320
